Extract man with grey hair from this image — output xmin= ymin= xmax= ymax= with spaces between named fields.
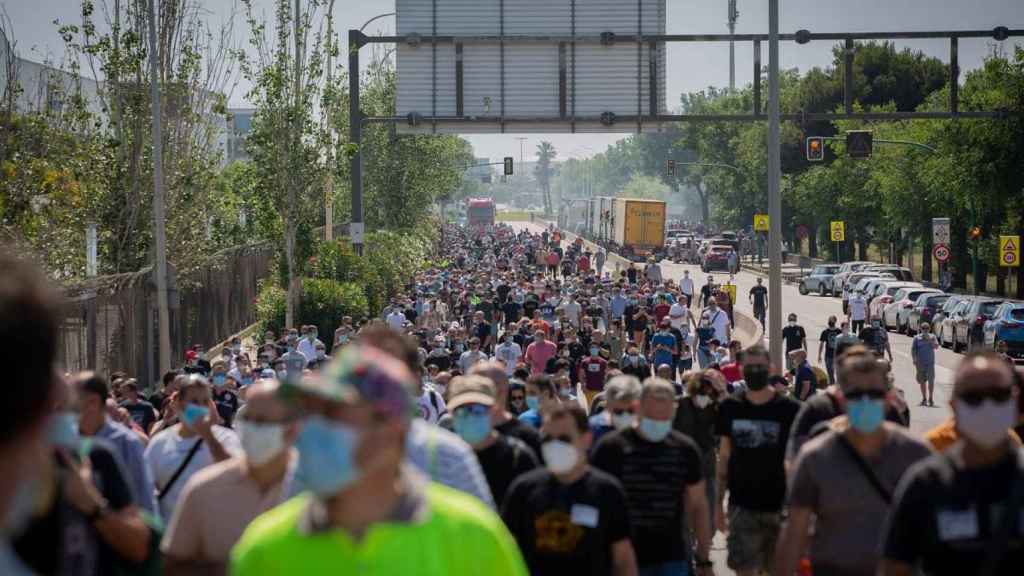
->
xmin=472 ymin=361 xmax=542 ymax=458
xmin=588 ymin=374 xmax=642 ymax=447
xmin=592 ymin=377 xmax=714 ymax=575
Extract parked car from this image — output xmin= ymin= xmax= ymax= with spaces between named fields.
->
xmin=882 ymin=288 xmax=943 ymax=332
xmin=937 ymin=297 xmax=970 ymax=348
xmin=799 ymin=264 xmax=841 ymax=295
xmin=702 ymin=245 xmax=731 ymax=272
xmin=983 ymin=302 xmax=1024 ymax=362
xmin=861 ymin=277 xmax=902 ymax=306
xmin=935 ymin=295 xmax=970 ymax=345
xmin=862 ymin=265 xmax=915 ymax=282
xmin=830 ymin=261 xmax=874 ymax=295
xmin=951 ymin=298 xmax=1005 ymax=353
xmin=907 ymin=292 xmax=952 ymax=335
xmin=851 ymin=275 xmax=894 ymax=298
xmin=868 ymin=282 xmax=923 ymax=321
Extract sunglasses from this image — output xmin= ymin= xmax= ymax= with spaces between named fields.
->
xmin=957 ymin=387 xmax=1012 ymax=407
xmin=541 ymin=434 xmax=574 ymax=444
xmin=844 ymin=389 xmax=887 ymax=401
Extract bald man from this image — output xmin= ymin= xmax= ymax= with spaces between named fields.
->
xmin=162 ymin=380 xmax=299 ymax=575
xmin=881 ymin=352 xmax=1024 ymax=576
xmin=471 ymin=361 xmax=542 ymax=458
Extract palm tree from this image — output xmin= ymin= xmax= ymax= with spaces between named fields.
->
xmin=533 ymin=141 xmax=557 ymax=216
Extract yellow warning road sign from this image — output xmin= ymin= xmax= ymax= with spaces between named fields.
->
xmin=753 ymin=214 xmax=769 ymax=232
xmin=1000 ymin=235 xmax=1020 ymax=267
xmin=830 ymin=221 xmax=845 ymax=242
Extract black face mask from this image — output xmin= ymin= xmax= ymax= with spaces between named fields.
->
xmin=743 ymin=365 xmax=770 ymax=391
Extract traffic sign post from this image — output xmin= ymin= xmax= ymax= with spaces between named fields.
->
xmin=830 ymin=221 xmax=845 ymax=242
xmin=932 ymin=217 xmax=950 ymax=245
xmin=933 ymin=243 xmax=950 ymax=263
xmin=754 ymin=214 xmax=769 ymax=232
xmin=1000 ymin=235 xmax=1020 ymax=267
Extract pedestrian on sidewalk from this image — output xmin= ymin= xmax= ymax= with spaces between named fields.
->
xmin=749 ymin=277 xmax=768 ymax=330
xmin=680 ymin=270 xmax=695 ymax=309
xmin=910 ymin=322 xmax=939 ymax=407
xmin=818 ymin=316 xmax=842 ymax=385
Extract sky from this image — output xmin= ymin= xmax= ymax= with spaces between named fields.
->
xmin=4 ymin=0 xmax=1022 ymax=162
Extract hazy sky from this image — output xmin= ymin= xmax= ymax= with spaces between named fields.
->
xmin=4 ymin=0 xmax=1022 ymax=161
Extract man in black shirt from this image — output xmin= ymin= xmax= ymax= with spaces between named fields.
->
xmin=748 ymin=277 xmax=768 ymax=330
xmin=119 ymin=379 xmax=157 ymax=433
xmin=503 ymin=404 xmax=638 ymax=576
xmin=780 ymin=313 xmax=807 ymax=371
xmin=592 ymin=378 xmax=713 ymax=575
xmin=715 ymin=345 xmax=800 ymax=575
xmin=817 ymin=315 xmax=842 ymax=385
xmin=858 ymin=318 xmax=893 ymax=362
xmin=448 ymin=375 xmax=539 ymax=506
xmin=881 ymin=351 xmax=1024 ymax=576
xmin=501 ymin=297 xmax=522 ymax=325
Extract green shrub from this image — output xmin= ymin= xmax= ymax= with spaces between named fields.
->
xmin=254 ymin=280 xmax=287 ymax=337
xmin=308 ymin=240 xmax=387 ymax=314
xmin=300 ymin=278 xmax=369 ymax=349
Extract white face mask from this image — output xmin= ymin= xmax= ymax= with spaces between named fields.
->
xmin=236 ymin=420 xmax=287 ymax=466
xmin=542 ymin=440 xmax=580 ymax=475
xmin=693 ymin=394 xmax=712 ymax=409
xmin=611 ymin=412 xmax=635 ymax=430
xmin=955 ymin=397 xmax=1018 ymax=449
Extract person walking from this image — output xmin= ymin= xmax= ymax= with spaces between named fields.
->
xmin=774 ymin=353 xmax=932 ymax=576
xmin=848 ymin=289 xmax=868 ymax=333
xmin=781 ymin=314 xmax=808 ymax=372
xmin=596 ymin=248 xmax=607 ymax=277
xmin=680 ymin=270 xmax=695 ymax=310
xmin=911 ymin=322 xmax=940 ymax=407
xmin=748 ymin=278 xmax=768 ymax=330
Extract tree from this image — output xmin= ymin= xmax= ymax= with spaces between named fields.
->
xmin=534 ymin=141 xmax=557 ymax=215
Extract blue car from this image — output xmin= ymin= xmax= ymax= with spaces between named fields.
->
xmin=983 ymin=302 xmax=1024 ymax=362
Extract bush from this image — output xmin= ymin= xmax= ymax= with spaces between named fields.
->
xmin=255 ymin=280 xmax=288 ymax=337
xmin=308 ymin=240 xmax=387 ymax=314
xmin=255 ymin=277 xmax=369 ymax=349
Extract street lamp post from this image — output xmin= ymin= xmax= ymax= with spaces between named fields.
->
xmin=767 ymin=0 xmax=783 ymax=367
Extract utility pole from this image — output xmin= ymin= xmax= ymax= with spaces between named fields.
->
xmin=767 ymin=0 xmax=783 ymax=368
xmin=728 ymin=0 xmax=738 ymax=91
xmin=323 ymin=0 xmax=337 ymax=241
xmin=146 ymin=0 xmax=171 ymax=377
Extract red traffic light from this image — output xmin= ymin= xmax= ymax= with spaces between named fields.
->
xmin=806 ymin=137 xmax=824 ymax=161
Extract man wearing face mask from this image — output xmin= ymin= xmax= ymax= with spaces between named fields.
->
xmin=588 ymin=376 xmax=642 ymax=449
xmin=280 ymin=333 xmax=310 ymax=383
xmin=578 ymin=343 xmax=610 ymax=408
xmin=210 ymin=359 xmax=241 ymax=428
xmin=448 ymin=375 xmax=539 ymax=508
xmin=232 ymin=345 xmax=528 ymax=576
xmin=881 ymin=352 xmax=1024 ymax=576
xmin=715 ymin=345 xmax=800 ymax=576
xmin=503 ymin=404 xmax=638 ymax=576
xmin=144 ymin=375 xmax=241 ymax=521
xmin=680 ymin=270 xmax=695 ymax=310
xmin=495 ymin=328 xmax=524 ymax=376
xmin=162 ymin=380 xmax=298 ymax=575
xmin=702 ymin=298 xmax=732 ymax=345
xmin=592 ymin=379 xmax=714 ymax=576
xmin=472 ymin=363 xmax=544 ymax=459
xmin=817 ymin=315 xmax=842 ymax=385
xmin=774 ymin=354 xmax=932 ymax=576
xmin=780 ymin=314 xmax=807 ymax=372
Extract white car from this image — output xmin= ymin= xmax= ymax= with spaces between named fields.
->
xmin=868 ymin=281 xmax=922 ymax=321
xmin=882 ymin=287 xmax=943 ymax=332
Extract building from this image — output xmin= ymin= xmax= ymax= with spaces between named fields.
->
xmin=226 ymin=107 xmax=256 ymax=163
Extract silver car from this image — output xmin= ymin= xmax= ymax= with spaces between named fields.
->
xmin=831 ymin=261 xmax=874 ymax=296
xmin=799 ymin=264 xmax=841 ymax=295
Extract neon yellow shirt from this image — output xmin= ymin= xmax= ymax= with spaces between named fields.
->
xmin=230 ymin=483 xmax=528 ymax=576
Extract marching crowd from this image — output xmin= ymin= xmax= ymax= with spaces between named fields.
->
xmin=0 ymin=221 xmax=1022 ymax=576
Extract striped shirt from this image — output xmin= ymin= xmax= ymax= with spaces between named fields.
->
xmin=406 ymin=419 xmax=496 ymax=509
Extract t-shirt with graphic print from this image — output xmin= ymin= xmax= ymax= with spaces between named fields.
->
xmin=502 ymin=468 xmax=631 ymax=576
xmin=715 ymin=390 xmax=800 ymax=511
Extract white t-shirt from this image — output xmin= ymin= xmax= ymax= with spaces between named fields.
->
xmin=387 ymin=311 xmax=407 ymax=331
xmin=144 ymin=424 xmax=242 ymax=521
xmin=680 ymin=276 xmax=694 ymax=296
xmin=494 ymin=342 xmax=523 ymax=375
xmin=560 ymin=300 xmax=582 ymax=327
xmin=669 ymin=303 xmax=689 ymax=330
xmin=703 ymin=308 xmax=731 ymax=342
xmin=849 ymin=296 xmax=867 ymax=321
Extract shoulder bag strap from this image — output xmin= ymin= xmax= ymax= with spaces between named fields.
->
xmin=158 ymin=438 xmax=204 ymax=501
xmin=979 ymin=448 xmax=1024 ymax=576
xmin=835 ymin=433 xmax=892 ymax=503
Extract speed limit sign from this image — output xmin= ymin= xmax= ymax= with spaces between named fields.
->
xmin=933 ymin=243 xmax=950 ymax=263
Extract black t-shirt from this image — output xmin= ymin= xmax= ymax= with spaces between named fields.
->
xmin=403 ymin=307 xmax=418 ymax=323
xmin=859 ymin=327 xmax=888 ymax=355
xmin=477 ymin=435 xmax=540 ymax=506
xmin=502 ymin=468 xmax=632 ymax=576
xmin=883 ymin=447 xmax=1024 ymax=576
xmin=496 ymin=416 xmax=544 ymax=460
xmin=715 ymin=391 xmax=800 ymax=511
xmin=497 ymin=284 xmax=512 ymax=302
xmin=214 ymin=389 xmax=240 ymax=427
xmin=120 ymin=399 xmax=157 ymax=433
xmin=781 ymin=324 xmax=807 ymax=353
xmin=502 ymin=300 xmax=523 ymax=324
xmin=819 ymin=327 xmax=842 ymax=356
xmin=749 ymin=285 xmax=768 ymax=309
xmin=14 ymin=440 xmax=135 ymax=576
xmin=476 ymin=321 xmax=493 ymax=343
xmin=540 ymin=301 xmax=557 ymax=319
xmin=523 ymin=298 xmax=540 ymax=320
xmin=590 ymin=428 xmax=703 ymax=566
xmin=477 ymin=300 xmax=496 ymax=323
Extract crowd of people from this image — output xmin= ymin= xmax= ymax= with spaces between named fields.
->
xmin=0 ymin=221 xmax=1022 ymax=576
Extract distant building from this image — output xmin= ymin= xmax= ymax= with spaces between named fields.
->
xmin=226 ymin=107 xmax=256 ymax=163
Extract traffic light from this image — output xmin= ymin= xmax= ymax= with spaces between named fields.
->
xmin=969 ymin=226 xmax=982 ymax=240
xmin=806 ymin=137 xmax=824 ymax=162
xmin=846 ymin=130 xmax=873 ymax=158
xmin=503 ymin=157 xmax=513 ymax=176
xmin=667 ymin=159 xmax=676 ymax=176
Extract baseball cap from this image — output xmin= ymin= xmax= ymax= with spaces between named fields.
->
xmin=446 ymin=375 xmax=496 ymax=412
xmin=285 ymin=345 xmax=416 ymax=421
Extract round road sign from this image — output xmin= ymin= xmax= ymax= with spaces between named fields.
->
xmin=933 ymin=243 xmax=950 ymax=263
xmin=1005 ymin=252 xmax=1018 ymax=265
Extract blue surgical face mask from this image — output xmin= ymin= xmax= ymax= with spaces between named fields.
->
xmin=526 ymin=396 xmax=540 ymax=411
xmin=48 ymin=411 xmax=80 ymax=448
xmin=590 ymin=347 xmax=600 ymax=357
xmin=639 ymin=417 xmax=672 ymax=442
xmin=847 ymin=397 xmax=885 ymax=434
xmin=295 ymin=416 xmax=361 ymax=497
xmin=453 ymin=410 xmax=492 ymax=445
xmin=212 ymin=374 xmax=226 ymax=388
xmin=182 ymin=404 xmax=209 ymax=429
